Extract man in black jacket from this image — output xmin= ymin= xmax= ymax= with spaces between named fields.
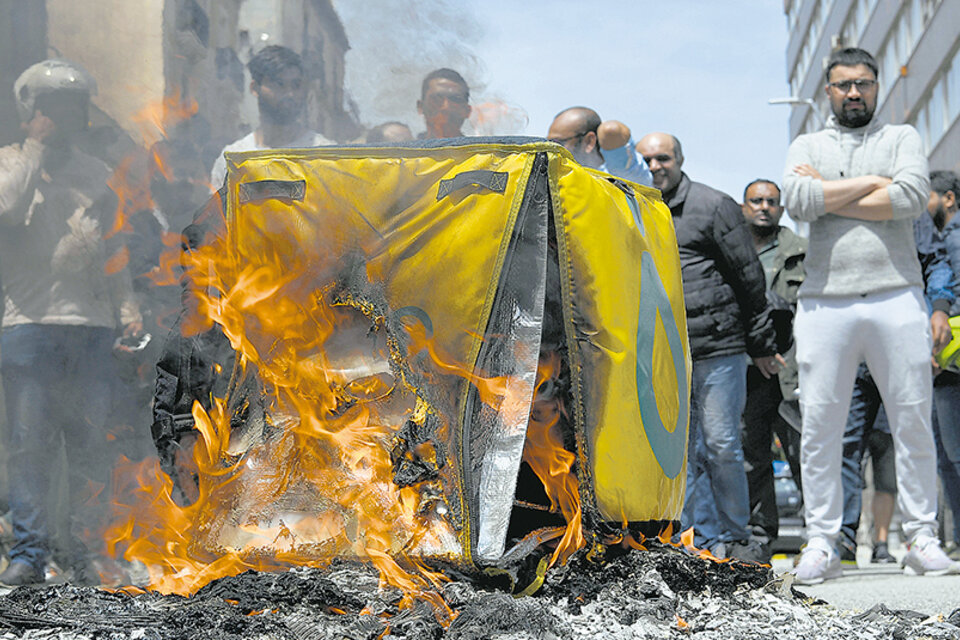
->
xmin=638 ymin=133 xmax=781 ymax=561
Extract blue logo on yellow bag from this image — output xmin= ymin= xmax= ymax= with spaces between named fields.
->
xmin=635 ymin=252 xmax=688 ymax=479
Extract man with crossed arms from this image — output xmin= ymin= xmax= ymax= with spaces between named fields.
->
xmin=783 ymin=47 xmax=959 ymax=583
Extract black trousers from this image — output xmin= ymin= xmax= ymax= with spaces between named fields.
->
xmin=741 ymin=365 xmax=803 ymax=543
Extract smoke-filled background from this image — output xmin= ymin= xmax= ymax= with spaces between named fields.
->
xmin=333 ymin=0 xmax=528 ymax=136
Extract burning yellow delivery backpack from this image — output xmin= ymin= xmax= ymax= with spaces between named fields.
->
xmin=165 ymin=137 xmax=690 ymax=576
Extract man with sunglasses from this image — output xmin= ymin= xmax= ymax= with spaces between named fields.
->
xmin=418 ymin=68 xmax=472 ymax=139
xmin=547 ymin=107 xmax=652 ymax=186
xmin=783 ymin=47 xmax=958 ymax=583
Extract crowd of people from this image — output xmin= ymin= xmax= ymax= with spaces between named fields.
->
xmin=0 ymin=41 xmax=958 ymax=590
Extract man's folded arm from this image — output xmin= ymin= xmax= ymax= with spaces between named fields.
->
xmin=833 ymin=128 xmax=929 ymax=221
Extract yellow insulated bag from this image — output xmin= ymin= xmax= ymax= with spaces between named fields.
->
xmin=195 ymin=138 xmax=690 ymax=570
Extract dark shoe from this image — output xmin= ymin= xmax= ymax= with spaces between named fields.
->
xmin=871 ymin=541 xmax=895 ymax=564
xmin=837 ymin=537 xmax=859 ymax=569
xmin=727 ymin=539 xmax=771 ymax=564
xmin=0 ymin=560 xmax=44 ymax=587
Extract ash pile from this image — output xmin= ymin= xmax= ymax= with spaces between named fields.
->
xmin=1 ymin=545 xmax=958 ymax=640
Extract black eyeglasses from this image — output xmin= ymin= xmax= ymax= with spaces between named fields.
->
xmin=828 ymin=78 xmax=877 ymax=93
xmin=549 ymin=132 xmax=586 ymax=145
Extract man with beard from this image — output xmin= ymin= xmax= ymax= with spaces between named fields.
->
xmin=635 ymin=132 xmax=780 ymax=561
xmin=210 ymin=45 xmax=331 ymax=188
xmin=927 ymin=169 xmax=960 ymax=561
xmin=782 ymin=47 xmax=958 ymax=583
xmin=547 ymin=107 xmax=652 ymax=186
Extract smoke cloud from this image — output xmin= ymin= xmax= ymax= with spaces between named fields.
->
xmin=333 ymin=0 xmax=528 ymax=137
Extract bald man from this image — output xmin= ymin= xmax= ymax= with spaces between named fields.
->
xmin=547 ymin=107 xmax=652 ymax=186
xmin=637 ymin=132 xmax=780 ymax=562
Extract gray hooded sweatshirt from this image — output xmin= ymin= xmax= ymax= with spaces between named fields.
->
xmin=782 ymin=115 xmax=929 ymax=298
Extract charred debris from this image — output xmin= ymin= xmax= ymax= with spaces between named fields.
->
xmin=0 ymin=544 xmax=958 ymax=639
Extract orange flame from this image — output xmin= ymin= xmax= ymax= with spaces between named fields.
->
xmin=106 ymin=196 xmax=474 ymax=627
xmin=467 ymin=99 xmax=529 ymax=137
xmin=130 ymin=90 xmax=200 ymax=149
xmin=520 ymin=351 xmax=585 ymax=567
xmin=104 ymin=245 xmax=130 ymax=275
xmin=104 ymin=90 xmax=200 ymax=250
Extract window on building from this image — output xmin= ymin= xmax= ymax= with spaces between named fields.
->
xmin=948 ymin=46 xmax=960 ymax=124
xmin=908 ymin=40 xmax=960 ymax=156
xmin=787 ymin=0 xmax=801 ymax=30
xmin=839 ymin=0 xmax=860 ymax=47
xmin=929 ymin=75 xmax=946 ymax=144
xmin=914 ymin=101 xmax=930 ymax=154
xmin=792 ymin=0 xmax=823 ymax=88
xmin=877 ymin=30 xmax=898 ymax=102
xmin=918 ymin=0 xmax=942 ymax=27
xmin=875 ymin=5 xmax=922 ymax=106
xmin=856 ymin=0 xmax=871 ymax=37
xmin=813 ymin=0 xmax=827 ymax=34
xmin=909 ymin=0 xmax=924 ymax=46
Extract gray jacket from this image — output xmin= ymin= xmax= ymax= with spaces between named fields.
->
xmin=782 ymin=115 xmax=929 ymax=298
xmin=0 ymin=139 xmax=140 ymax=329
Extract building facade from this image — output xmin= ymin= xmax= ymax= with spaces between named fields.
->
xmin=784 ymin=0 xmax=960 ymax=173
xmin=0 ymin=0 xmax=358 ymax=159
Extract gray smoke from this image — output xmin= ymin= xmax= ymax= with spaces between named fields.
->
xmin=333 ymin=0 xmax=527 ymax=137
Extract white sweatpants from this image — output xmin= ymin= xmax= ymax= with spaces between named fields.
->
xmin=795 ymin=287 xmax=938 ymax=548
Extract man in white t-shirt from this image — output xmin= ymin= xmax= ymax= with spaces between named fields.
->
xmin=210 ymin=45 xmax=332 ymax=188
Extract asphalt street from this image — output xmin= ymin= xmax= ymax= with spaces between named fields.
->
xmin=771 ymin=545 xmax=960 ymax=616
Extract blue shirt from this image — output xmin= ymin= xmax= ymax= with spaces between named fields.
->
xmin=915 ymin=210 xmax=954 ymax=314
xmin=599 ymin=137 xmax=653 ymax=187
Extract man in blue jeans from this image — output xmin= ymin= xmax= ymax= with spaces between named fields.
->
xmin=637 ymin=133 xmax=780 ymax=561
xmin=0 ymin=60 xmax=141 ymax=586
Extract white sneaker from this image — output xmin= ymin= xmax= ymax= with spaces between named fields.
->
xmin=902 ymin=537 xmax=960 ymax=576
xmin=791 ymin=546 xmax=842 ymax=585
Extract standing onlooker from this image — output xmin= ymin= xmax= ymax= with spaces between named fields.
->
xmin=929 ymin=169 xmax=960 ymax=560
xmin=838 ymin=209 xmax=954 ymax=567
xmin=782 ymin=47 xmax=958 ymax=583
xmin=417 ymin=68 xmax=471 ymax=139
xmin=0 ymin=59 xmax=142 ymax=586
xmin=637 ymin=133 xmax=780 ymax=561
xmin=210 ymin=45 xmax=332 ymax=188
xmin=547 ymin=107 xmax=653 ymax=186
xmin=739 ymin=178 xmax=806 ymax=561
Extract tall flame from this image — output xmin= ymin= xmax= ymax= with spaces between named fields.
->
xmin=104 ymin=180 xmax=537 ymax=626
xmin=521 ymin=351 xmax=585 ymax=567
